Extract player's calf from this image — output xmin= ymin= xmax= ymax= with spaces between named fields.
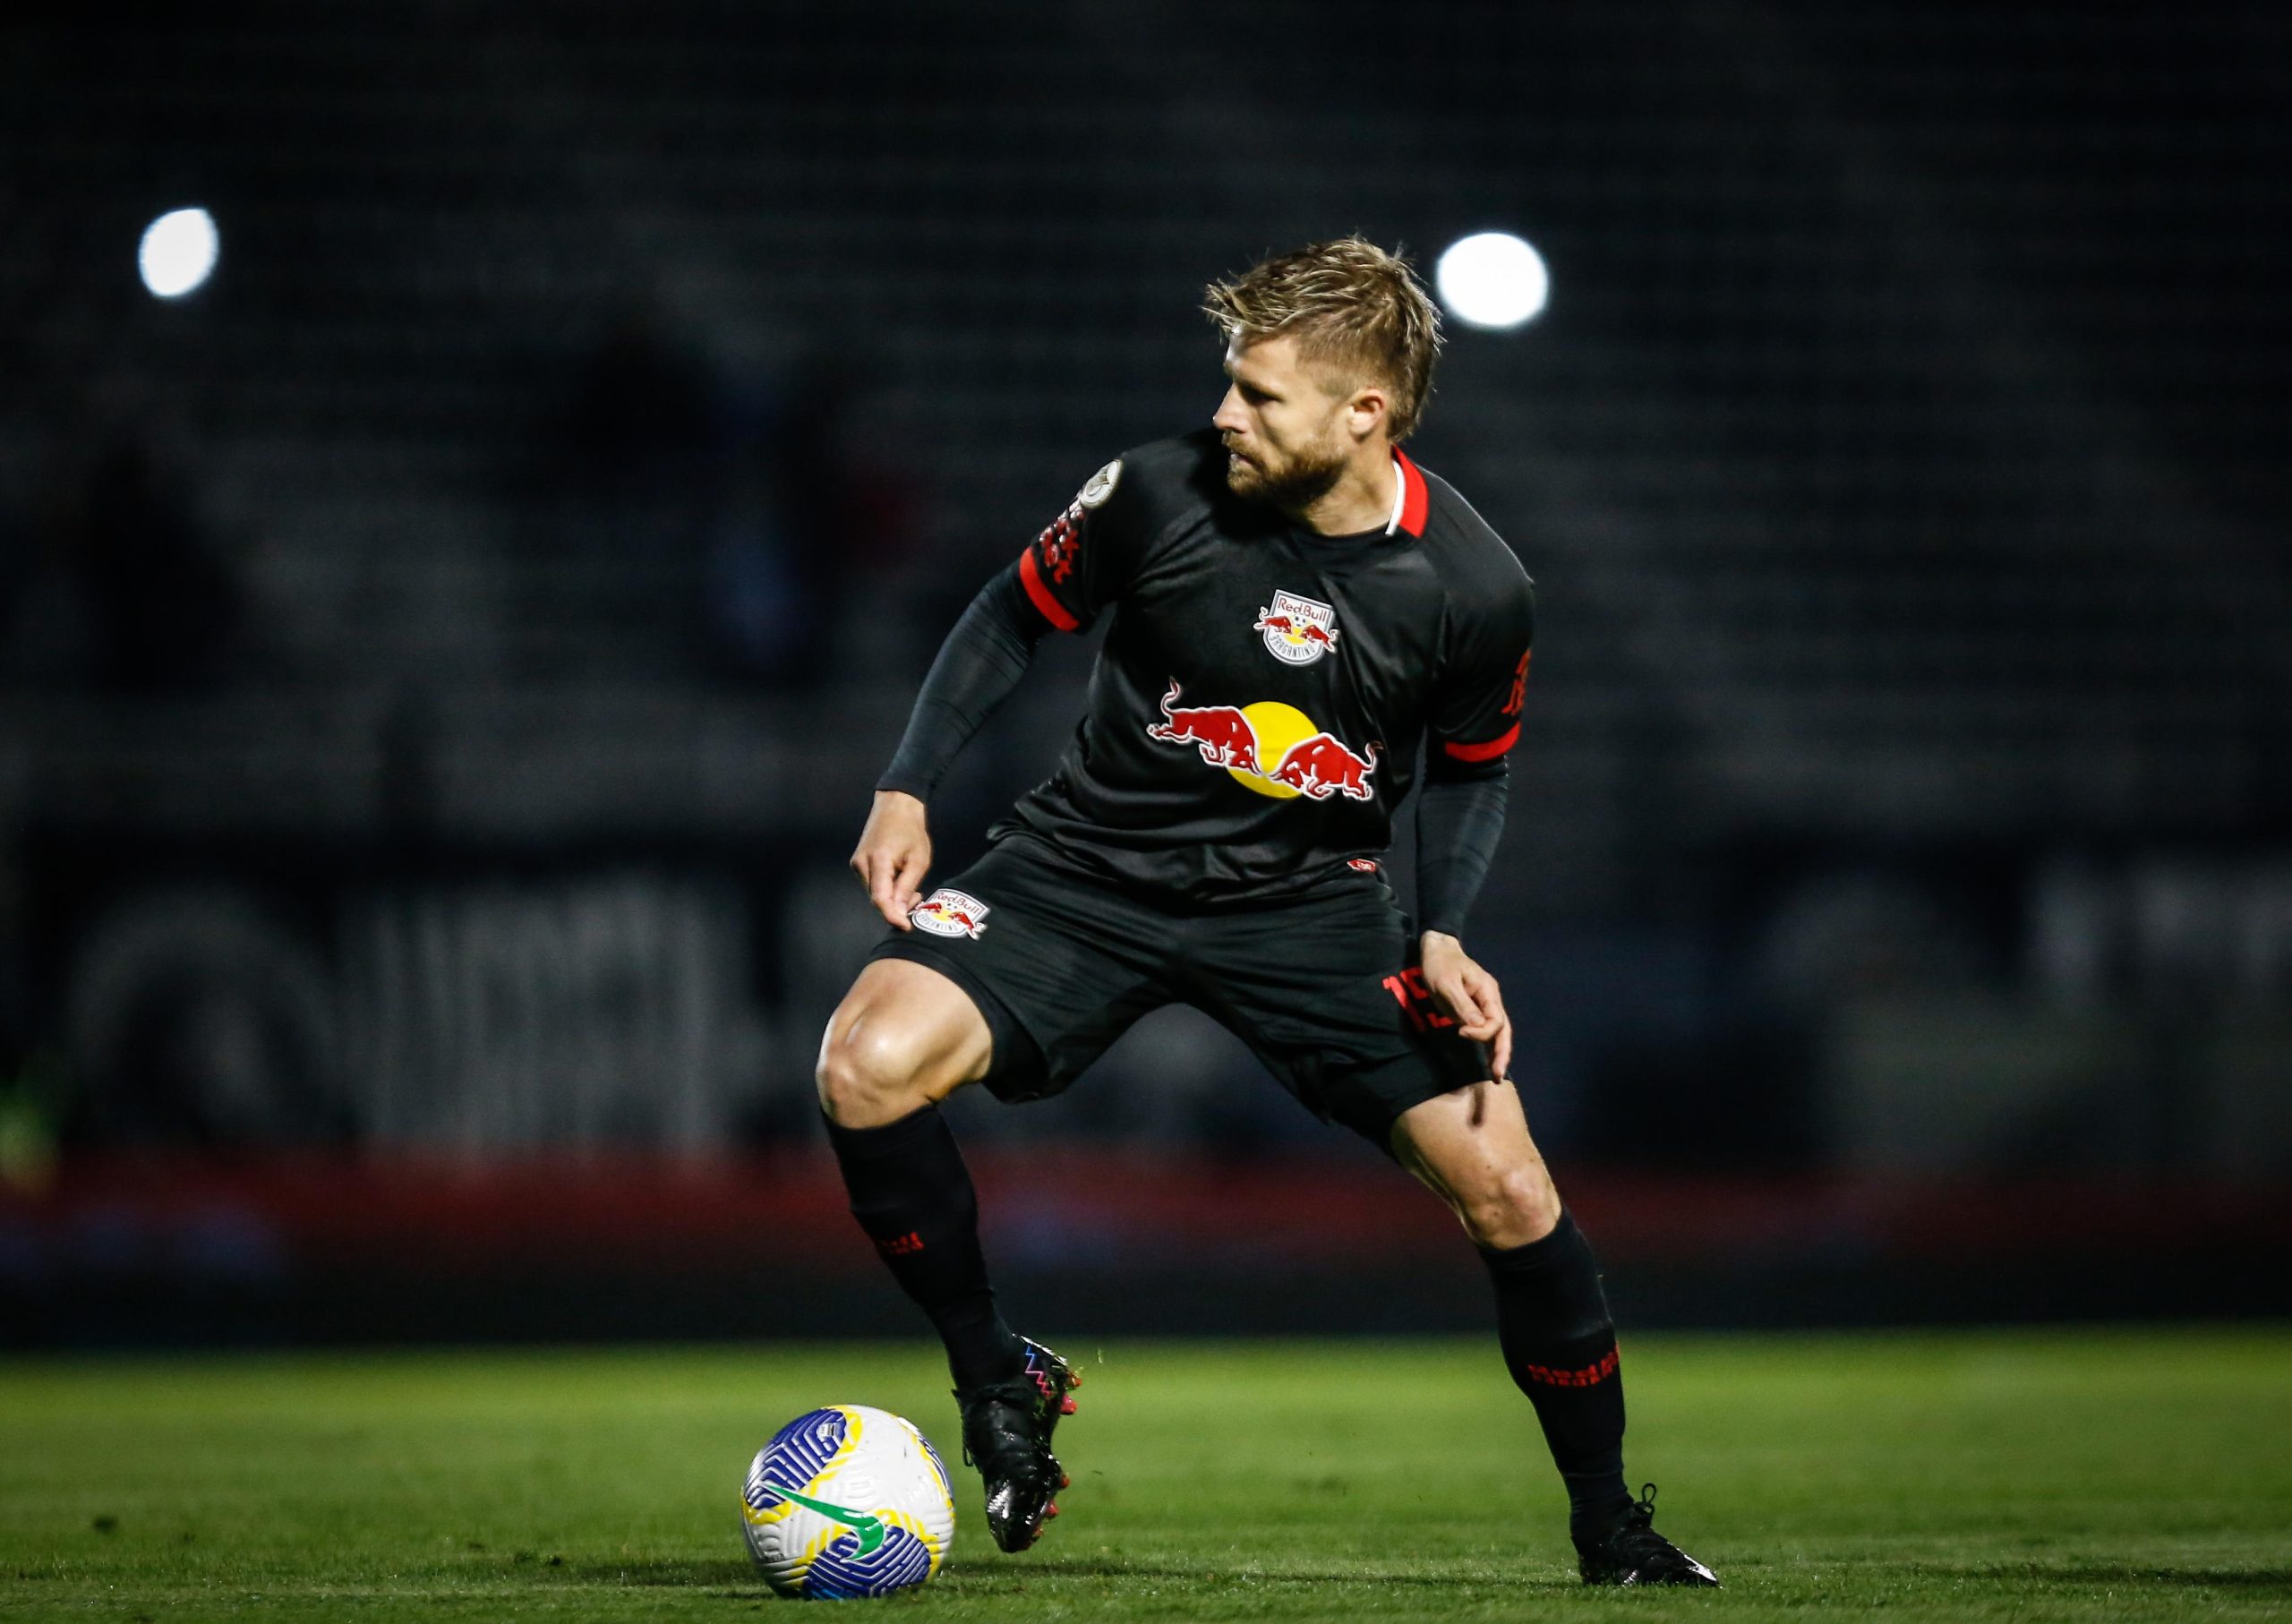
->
xmin=1393 ymin=1087 xmax=1657 ymax=1552
xmin=816 ymin=961 xmax=1026 ymax=1392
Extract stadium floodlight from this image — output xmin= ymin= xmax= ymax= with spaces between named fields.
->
xmin=1433 ymin=231 xmax=1549 ymax=330
xmin=138 ymin=207 xmax=219 ymax=299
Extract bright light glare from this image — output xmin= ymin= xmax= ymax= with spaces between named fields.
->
xmin=138 ymin=207 xmax=219 ymax=299
xmin=1434 ymin=231 xmax=1549 ymax=330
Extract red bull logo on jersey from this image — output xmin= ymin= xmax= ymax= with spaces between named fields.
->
xmin=1146 ymin=680 xmax=1379 ymax=802
xmin=1148 ymin=680 xmax=1261 ymax=773
xmin=1253 ymin=589 xmax=1340 ymax=667
xmin=910 ymin=888 xmax=990 ymax=940
xmin=1269 ymin=732 xmax=1380 ymax=799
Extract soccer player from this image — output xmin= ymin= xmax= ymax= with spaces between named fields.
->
xmin=816 ymin=238 xmax=1717 ymax=1587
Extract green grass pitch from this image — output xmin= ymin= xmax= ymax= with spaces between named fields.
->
xmin=4 ymin=1329 xmax=2289 ymax=1620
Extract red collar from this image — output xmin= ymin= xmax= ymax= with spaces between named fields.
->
xmin=1391 ymin=448 xmax=1430 ymax=538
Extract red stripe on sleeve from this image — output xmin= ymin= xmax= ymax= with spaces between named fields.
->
xmin=1017 ymin=547 xmax=1081 ymax=632
xmin=1441 ymin=722 xmax=1520 ymax=763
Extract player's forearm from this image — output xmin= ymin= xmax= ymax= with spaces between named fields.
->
xmin=876 ymin=564 xmax=1046 ymax=801
xmin=1415 ymin=767 xmax=1509 ymax=938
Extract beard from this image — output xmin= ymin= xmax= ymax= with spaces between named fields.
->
xmin=1223 ymin=437 xmax=1347 ymax=513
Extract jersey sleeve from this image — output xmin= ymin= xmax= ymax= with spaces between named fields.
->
xmin=1014 ymin=454 xmax=1154 ymax=633
xmin=1427 ymin=570 xmax=1535 ymax=769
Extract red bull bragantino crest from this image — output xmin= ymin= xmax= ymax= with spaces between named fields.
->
xmin=1252 ymin=589 xmax=1340 ymax=667
xmin=1145 ymin=680 xmax=1379 ymax=803
xmin=910 ymin=888 xmax=990 ymax=939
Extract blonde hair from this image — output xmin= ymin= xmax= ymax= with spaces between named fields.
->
xmin=1202 ymin=236 xmax=1444 ymax=441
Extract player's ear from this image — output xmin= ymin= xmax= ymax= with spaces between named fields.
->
xmin=1346 ymin=383 xmax=1390 ymax=443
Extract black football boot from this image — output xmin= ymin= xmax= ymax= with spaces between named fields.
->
xmin=954 ymin=1338 xmax=1082 ymax=1552
xmin=1575 ymin=1483 xmax=1720 ymax=1586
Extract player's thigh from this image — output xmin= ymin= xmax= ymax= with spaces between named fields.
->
xmin=816 ymin=957 xmax=995 ymax=1127
xmin=877 ymin=834 xmax=1174 ymax=1104
xmin=1178 ymin=876 xmax=1486 ymax=1146
xmin=1390 ymin=1079 xmax=1562 ymax=1249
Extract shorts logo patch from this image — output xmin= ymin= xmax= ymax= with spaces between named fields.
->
xmin=1253 ymin=589 xmax=1339 ymax=666
xmin=1077 ymin=458 xmax=1122 ymax=509
xmin=910 ymin=888 xmax=989 ymax=939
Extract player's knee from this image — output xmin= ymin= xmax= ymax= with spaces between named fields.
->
xmin=1460 ymin=1161 xmax=1563 ymax=1250
xmin=815 ymin=1013 xmax=938 ymax=1129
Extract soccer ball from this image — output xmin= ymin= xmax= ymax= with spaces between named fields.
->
xmin=740 ymin=1405 xmax=956 ymax=1599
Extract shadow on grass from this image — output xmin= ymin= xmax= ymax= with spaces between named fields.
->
xmin=550 ymin=1553 xmax=1576 ymax=1597
xmin=954 ymin=1556 xmax=1574 ymax=1592
xmin=541 ymin=1554 xmax=2292 ymax=1603
xmin=1992 ymin=1565 xmax=2292 ymax=1594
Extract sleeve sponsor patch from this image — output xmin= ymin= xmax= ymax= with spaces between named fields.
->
xmin=1500 ymin=648 xmax=1531 ymax=717
xmin=1034 ymin=503 xmax=1084 ymax=585
xmin=1077 ymin=457 xmax=1122 ymax=509
xmin=1016 ymin=456 xmax=1126 ymax=633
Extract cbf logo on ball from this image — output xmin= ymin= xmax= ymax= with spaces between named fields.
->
xmin=1147 ymin=680 xmax=1379 ymax=801
xmin=1253 ymin=588 xmax=1340 ymax=666
xmin=910 ymin=889 xmax=989 ymax=939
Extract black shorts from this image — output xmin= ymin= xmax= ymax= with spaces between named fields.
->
xmin=868 ymin=833 xmax=1490 ymax=1152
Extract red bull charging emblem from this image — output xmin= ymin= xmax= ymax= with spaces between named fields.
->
xmin=911 ymin=888 xmax=990 ymax=939
xmin=1147 ymin=680 xmax=1379 ymax=802
xmin=1253 ymin=588 xmax=1340 ymax=667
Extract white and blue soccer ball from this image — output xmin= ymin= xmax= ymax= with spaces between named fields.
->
xmin=741 ymin=1405 xmax=956 ymax=1599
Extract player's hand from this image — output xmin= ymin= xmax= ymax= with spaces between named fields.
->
xmin=851 ymin=791 xmax=933 ymax=930
xmin=1419 ymin=930 xmax=1512 ymax=1082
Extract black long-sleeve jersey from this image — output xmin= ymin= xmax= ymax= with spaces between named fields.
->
xmin=986 ymin=430 xmax=1535 ymax=902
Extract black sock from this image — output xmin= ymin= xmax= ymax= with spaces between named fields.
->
xmin=1479 ymin=1209 xmax=1635 ymax=1538
xmin=823 ymin=1106 xmax=1025 ymax=1391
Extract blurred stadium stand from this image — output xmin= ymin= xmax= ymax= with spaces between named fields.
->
xmin=2 ymin=1 xmax=2288 ymax=1340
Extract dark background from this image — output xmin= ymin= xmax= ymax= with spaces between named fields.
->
xmin=3 ymin=0 xmax=2288 ymax=1345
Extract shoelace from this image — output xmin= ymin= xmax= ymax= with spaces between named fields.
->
xmin=1605 ymin=1484 xmax=1670 ymax=1552
xmin=1585 ymin=1481 xmax=1716 ymax=1587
